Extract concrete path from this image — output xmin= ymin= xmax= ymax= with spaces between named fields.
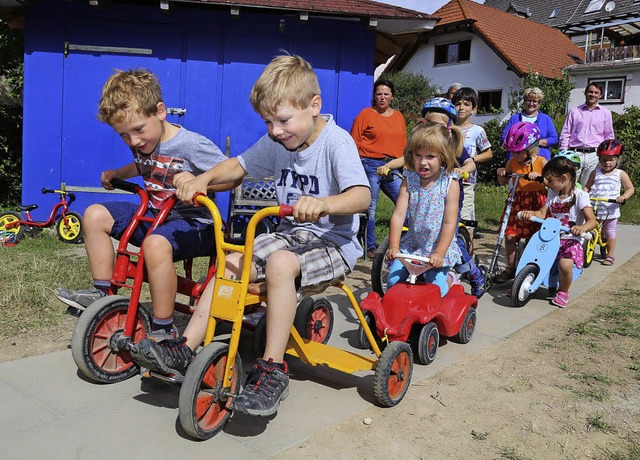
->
xmin=1 ymin=225 xmax=638 ymax=459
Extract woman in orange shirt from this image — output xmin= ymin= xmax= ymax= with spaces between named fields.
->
xmin=351 ymin=79 xmax=407 ymax=258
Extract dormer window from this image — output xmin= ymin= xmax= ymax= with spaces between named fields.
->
xmin=585 ymin=0 xmax=605 ymax=13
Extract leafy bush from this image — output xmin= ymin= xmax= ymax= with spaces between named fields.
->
xmin=479 ymin=117 xmax=507 ymax=184
xmin=381 ymin=71 xmax=441 ymax=133
xmin=0 ymin=19 xmax=23 ymax=207
xmin=612 ymin=106 xmax=640 ymax=193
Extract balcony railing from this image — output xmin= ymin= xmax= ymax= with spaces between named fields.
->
xmin=585 ymin=45 xmax=640 ymax=63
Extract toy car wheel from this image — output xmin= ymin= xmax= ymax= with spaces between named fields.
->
xmin=510 ymin=264 xmax=539 ymax=307
xmin=294 ymin=297 xmax=333 ymax=344
xmin=56 ymin=212 xmax=83 ymax=244
xmin=415 ymin=322 xmax=439 ymax=365
xmin=582 ymin=232 xmax=596 ymax=268
xmin=71 ymin=296 xmax=150 ymax=383
xmin=373 ymin=341 xmax=413 ymax=407
xmin=357 ymin=311 xmax=380 ymax=350
xmin=456 ymin=307 xmax=477 ymax=344
xmin=0 ymin=211 xmax=25 ymax=240
xmin=179 ymin=343 xmax=243 ymax=440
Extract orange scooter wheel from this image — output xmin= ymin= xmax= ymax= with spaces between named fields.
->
xmin=374 ymin=341 xmax=413 ymax=407
xmin=179 ymin=343 xmax=243 ymax=440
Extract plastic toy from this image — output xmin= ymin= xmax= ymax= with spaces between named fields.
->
xmin=177 ymin=196 xmax=414 ymax=440
xmin=510 ymin=214 xmax=590 ymax=307
xmin=485 ymin=173 xmax=543 ymax=290
xmin=583 ymin=197 xmax=623 ymax=268
xmin=70 ymin=179 xmax=333 ymax=384
xmin=358 ymin=253 xmax=478 ymax=365
xmin=0 ymin=186 xmax=83 ymax=244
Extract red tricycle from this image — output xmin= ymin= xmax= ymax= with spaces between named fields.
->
xmin=0 ymin=185 xmax=83 ymax=244
xmin=70 ymin=179 xmax=333 ymax=384
xmin=358 ymin=254 xmax=478 ymax=365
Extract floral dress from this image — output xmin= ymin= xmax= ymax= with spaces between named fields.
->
xmin=400 ymin=169 xmax=462 ymax=267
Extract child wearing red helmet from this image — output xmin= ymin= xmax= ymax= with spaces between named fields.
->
xmin=584 ymin=139 xmax=635 ymax=266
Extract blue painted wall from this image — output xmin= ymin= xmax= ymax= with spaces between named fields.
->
xmin=21 ymin=0 xmax=375 ymax=218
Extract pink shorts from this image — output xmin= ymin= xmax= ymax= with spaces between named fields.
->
xmin=601 ymin=218 xmax=618 ymax=239
xmin=557 ymin=239 xmax=584 ymax=269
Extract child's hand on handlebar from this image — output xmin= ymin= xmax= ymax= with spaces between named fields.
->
xmin=376 ymin=165 xmax=390 ymax=177
xmin=428 ymin=252 xmax=443 ymax=268
xmin=570 ymin=224 xmax=587 ymax=236
xmin=101 ymin=170 xmax=119 ymax=190
xmin=616 ymin=196 xmax=627 ymax=204
xmin=518 ymin=210 xmax=534 ymax=221
xmin=496 ymin=167 xmax=506 ymax=177
xmin=292 ymin=196 xmax=328 ymax=223
xmin=174 ymin=172 xmax=206 ymax=204
xmin=385 ymin=247 xmax=399 ymax=262
xmin=526 ymin=172 xmax=541 ymax=181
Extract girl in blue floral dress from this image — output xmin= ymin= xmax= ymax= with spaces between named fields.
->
xmin=386 ymin=122 xmax=463 ymax=296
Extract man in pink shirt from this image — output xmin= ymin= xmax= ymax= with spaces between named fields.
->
xmin=560 ymin=83 xmax=614 ymax=185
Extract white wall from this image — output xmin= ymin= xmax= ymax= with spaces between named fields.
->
xmin=567 ymin=66 xmax=640 ymax=114
xmin=402 ymin=31 xmax=522 ymax=123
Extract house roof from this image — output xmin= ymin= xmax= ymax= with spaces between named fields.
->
xmin=430 ymin=0 xmax=584 ymax=78
xmin=483 ymin=0 xmax=640 ymax=36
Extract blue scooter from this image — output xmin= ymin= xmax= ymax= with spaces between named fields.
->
xmin=510 ymin=214 xmax=590 ymax=307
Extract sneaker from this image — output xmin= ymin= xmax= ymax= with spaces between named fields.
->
xmin=129 ymin=337 xmax=193 ymax=379
xmin=55 ymin=287 xmax=106 ymax=310
xmin=147 ymin=326 xmax=178 ymax=342
xmin=551 ymin=291 xmax=569 ymax=308
xmin=232 ymin=358 xmax=290 ymax=416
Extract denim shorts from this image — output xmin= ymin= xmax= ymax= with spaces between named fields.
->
xmin=103 ymin=201 xmax=215 ymax=262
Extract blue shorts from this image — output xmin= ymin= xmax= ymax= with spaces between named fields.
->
xmin=102 ymin=201 xmax=215 ymax=262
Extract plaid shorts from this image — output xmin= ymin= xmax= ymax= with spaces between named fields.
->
xmin=252 ymin=229 xmax=349 ymax=292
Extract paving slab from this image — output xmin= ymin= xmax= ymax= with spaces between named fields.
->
xmin=0 ymin=224 xmax=637 ymax=459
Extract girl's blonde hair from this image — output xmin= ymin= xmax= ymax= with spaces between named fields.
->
xmin=250 ymin=54 xmax=320 ymax=117
xmin=403 ymin=122 xmax=463 ymax=172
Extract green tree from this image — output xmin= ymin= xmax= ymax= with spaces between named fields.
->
xmin=381 ymin=71 xmax=441 ymax=133
xmin=0 ymin=19 xmax=23 ymax=207
xmin=612 ymin=107 xmax=640 ymax=193
xmin=507 ymin=69 xmax=574 ymax=121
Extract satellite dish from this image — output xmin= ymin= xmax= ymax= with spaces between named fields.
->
xmin=605 ymin=1 xmax=616 ymax=12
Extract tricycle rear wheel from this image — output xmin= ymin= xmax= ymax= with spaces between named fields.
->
xmin=374 ymin=341 xmax=413 ymax=407
xmin=179 ymin=343 xmax=243 ymax=440
xmin=294 ymin=297 xmax=333 ymax=344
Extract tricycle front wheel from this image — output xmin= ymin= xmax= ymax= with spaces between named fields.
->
xmin=178 ymin=343 xmax=243 ymax=440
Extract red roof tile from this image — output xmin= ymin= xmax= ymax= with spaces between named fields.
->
xmin=432 ymin=0 xmax=584 ymax=78
xmin=192 ymin=0 xmax=431 ymax=19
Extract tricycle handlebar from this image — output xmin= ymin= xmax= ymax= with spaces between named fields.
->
xmin=110 ymin=179 xmax=140 ymax=194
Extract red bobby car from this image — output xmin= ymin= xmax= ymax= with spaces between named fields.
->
xmin=357 ymin=254 xmax=478 ymax=365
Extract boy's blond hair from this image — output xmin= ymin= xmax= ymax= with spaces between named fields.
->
xmin=98 ymin=69 xmax=163 ymax=126
xmin=404 ymin=122 xmax=462 ymax=173
xmin=250 ymin=54 xmax=321 ymax=117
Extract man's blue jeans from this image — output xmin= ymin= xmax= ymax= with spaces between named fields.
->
xmin=361 ymin=158 xmax=401 ymax=251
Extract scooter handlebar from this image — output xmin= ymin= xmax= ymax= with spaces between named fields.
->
xmin=504 ymin=172 xmax=544 ymax=183
xmin=516 ymin=212 xmax=593 ymax=239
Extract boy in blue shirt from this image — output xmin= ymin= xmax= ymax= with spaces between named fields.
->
xmin=129 ymin=55 xmax=371 ymax=417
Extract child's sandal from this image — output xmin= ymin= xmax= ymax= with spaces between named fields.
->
xmin=602 ymin=256 xmax=615 ymax=266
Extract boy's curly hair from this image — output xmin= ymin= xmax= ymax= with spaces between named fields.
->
xmin=98 ymin=69 xmax=163 ymax=126
xmin=403 ymin=122 xmax=462 ymax=173
xmin=250 ymin=54 xmax=321 ymax=117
